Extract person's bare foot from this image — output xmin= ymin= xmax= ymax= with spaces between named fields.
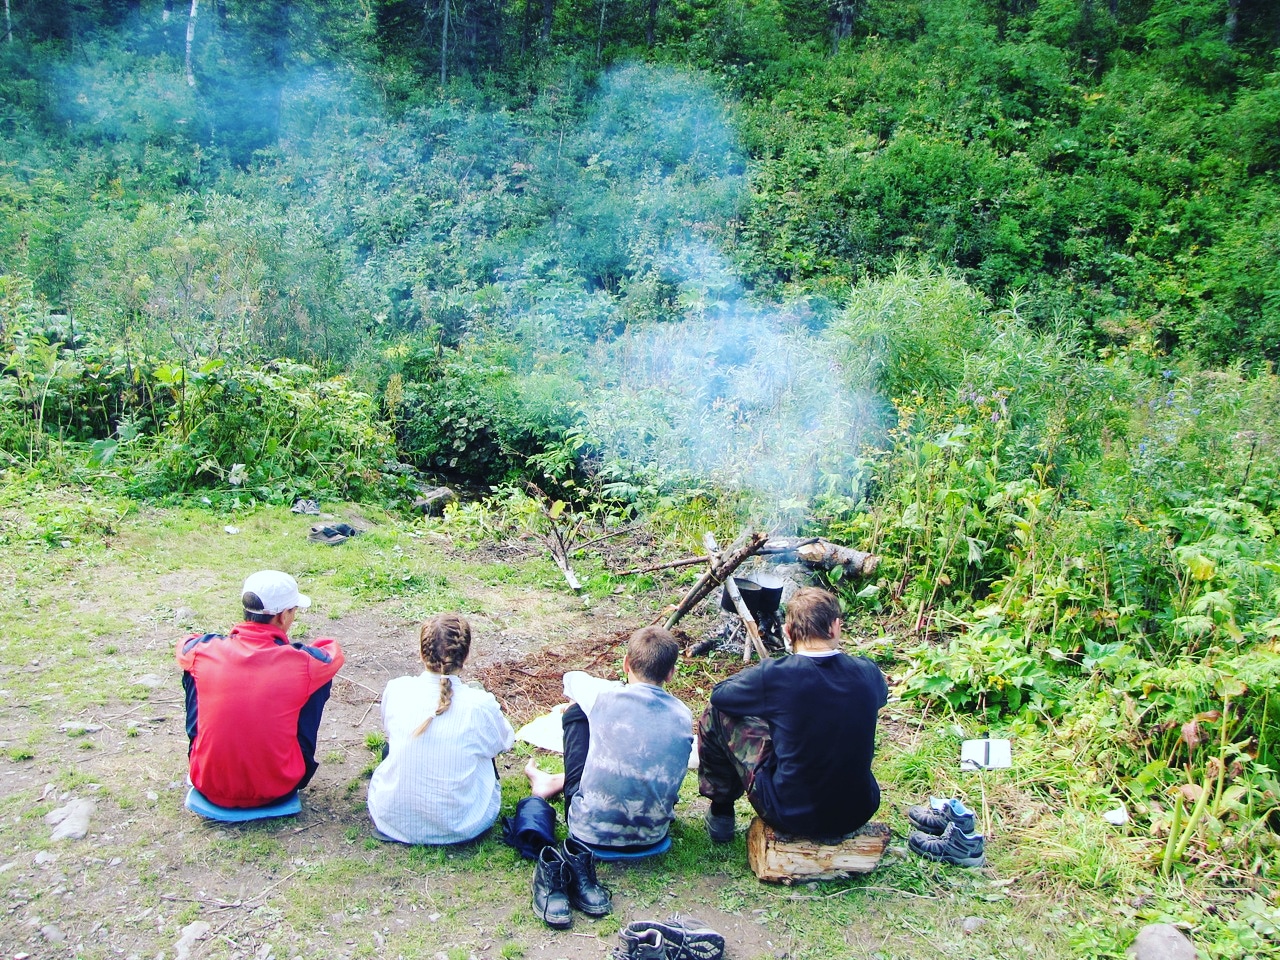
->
xmin=525 ymin=759 xmax=565 ymax=800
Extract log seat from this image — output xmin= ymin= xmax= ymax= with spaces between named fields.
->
xmin=746 ymin=817 xmax=890 ymax=884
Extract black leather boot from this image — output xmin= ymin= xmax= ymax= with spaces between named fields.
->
xmin=532 ymin=845 xmax=573 ymax=928
xmin=561 ymin=836 xmax=612 ymax=916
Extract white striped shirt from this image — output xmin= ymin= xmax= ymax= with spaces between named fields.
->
xmin=367 ymin=671 xmax=515 ymax=844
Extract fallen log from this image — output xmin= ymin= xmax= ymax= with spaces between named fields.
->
xmin=747 ymin=817 xmax=890 ymax=884
xmin=664 ymin=531 xmax=768 ymax=630
xmin=760 ymin=537 xmax=879 ymax=577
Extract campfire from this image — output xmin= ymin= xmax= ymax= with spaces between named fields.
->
xmin=628 ymin=530 xmax=880 ymax=661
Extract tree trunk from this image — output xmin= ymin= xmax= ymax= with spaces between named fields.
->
xmin=185 ymin=0 xmax=199 ymax=87
xmin=1225 ymin=0 xmax=1240 ymax=45
xmin=596 ymin=0 xmax=606 ymax=62
xmin=3 ymin=0 xmax=11 ymax=44
xmin=830 ymin=0 xmax=859 ymax=55
xmin=440 ymin=0 xmax=450 ymax=84
xmin=267 ymin=1 xmax=292 ymax=145
xmin=540 ymin=0 xmax=553 ymax=43
xmin=646 ymin=0 xmax=658 ymax=47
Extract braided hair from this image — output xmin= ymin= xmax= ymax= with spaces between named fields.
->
xmin=412 ymin=613 xmax=472 ymax=737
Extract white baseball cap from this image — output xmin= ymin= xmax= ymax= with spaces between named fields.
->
xmin=242 ymin=570 xmax=312 ymax=616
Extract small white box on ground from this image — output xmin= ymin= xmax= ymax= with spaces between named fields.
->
xmin=960 ymin=738 xmax=1012 ymax=770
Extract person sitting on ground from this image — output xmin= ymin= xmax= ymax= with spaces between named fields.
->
xmin=367 ymin=613 xmax=515 ymax=844
xmin=697 ymin=586 xmax=888 ymax=842
xmin=525 ymin=626 xmax=693 ymax=850
xmin=177 ymin=570 xmax=345 ymax=809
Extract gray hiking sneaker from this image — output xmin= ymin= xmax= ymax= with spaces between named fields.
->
xmin=906 ymin=797 xmax=976 ymax=835
xmin=623 ymin=916 xmax=725 ymax=960
xmin=908 ymin=822 xmax=986 ymax=867
xmin=613 ymin=927 xmax=668 ymax=960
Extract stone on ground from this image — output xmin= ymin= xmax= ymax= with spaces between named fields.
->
xmin=1128 ymin=923 xmax=1196 ymax=960
xmin=45 ymin=799 xmax=95 ymax=841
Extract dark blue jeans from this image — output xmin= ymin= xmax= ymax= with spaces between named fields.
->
xmin=294 ymin=681 xmax=333 ymax=791
xmin=560 ymin=702 xmax=591 ymax=814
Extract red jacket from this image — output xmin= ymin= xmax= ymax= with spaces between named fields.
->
xmin=177 ymin=622 xmax=344 ymax=807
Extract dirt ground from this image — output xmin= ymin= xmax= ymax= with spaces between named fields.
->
xmin=2 ymin=579 xmax=795 ymax=960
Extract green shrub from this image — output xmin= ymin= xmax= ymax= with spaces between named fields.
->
xmin=397 ymin=349 xmax=582 ymax=486
xmin=112 ymin=358 xmax=397 ymax=503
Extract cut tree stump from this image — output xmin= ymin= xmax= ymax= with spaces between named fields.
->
xmin=746 ymin=817 xmax=890 ymax=884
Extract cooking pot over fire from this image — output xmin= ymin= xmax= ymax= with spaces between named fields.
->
xmin=720 ymin=573 xmax=784 ymax=620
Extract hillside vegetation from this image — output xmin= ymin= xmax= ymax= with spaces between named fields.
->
xmin=1 ymin=0 xmax=1278 ymax=956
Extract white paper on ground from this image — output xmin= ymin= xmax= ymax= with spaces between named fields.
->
xmin=1103 ymin=805 xmax=1129 ymax=826
xmin=960 ymin=738 xmax=1012 ymax=770
xmin=516 ymin=704 xmax=568 ymax=753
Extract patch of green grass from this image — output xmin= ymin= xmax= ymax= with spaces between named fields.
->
xmin=476 ymin=562 xmax=520 ymax=584
xmin=209 ymin=833 xmax=291 ymax=866
xmin=876 ymin=718 xmax=969 ymax=808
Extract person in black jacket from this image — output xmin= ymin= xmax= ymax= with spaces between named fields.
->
xmin=697 ymin=586 xmax=888 ymax=842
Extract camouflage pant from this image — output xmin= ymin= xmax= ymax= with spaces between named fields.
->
xmin=697 ymin=705 xmax=773 ymax=815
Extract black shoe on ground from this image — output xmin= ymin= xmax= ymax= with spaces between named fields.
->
xmin=532 ymin=845 xmax=573 ymax=928
xmin=562 ymin=836 xmax=612 ymax=916
xmin=613 ymin=927 xmax=668 ymax=960
xmin=906 ymin=797 xmax=976 ymax=836
xmin=307 ymin=524 xmax=349 ymax=545
xmin=623 ymin=915 xmax=725 ymax=960
xmin=908 ymin=822 xmax=986 ymax=867
xmin=704 ymin=809 xmax=735 ymax=843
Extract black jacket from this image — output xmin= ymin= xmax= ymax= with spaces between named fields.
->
xmin=710 ymin=652 xmax=888 ymax=837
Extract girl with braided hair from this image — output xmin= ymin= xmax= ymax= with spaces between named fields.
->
xmin=367 ymin=614 xmax=515 ymax=844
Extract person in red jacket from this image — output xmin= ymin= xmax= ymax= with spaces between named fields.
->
xmin=177 ymin=570 xmax=345 ymax=808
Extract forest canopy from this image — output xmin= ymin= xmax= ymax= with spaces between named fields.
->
xmin=1 ymin=0 xmax=1278 ymax=368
